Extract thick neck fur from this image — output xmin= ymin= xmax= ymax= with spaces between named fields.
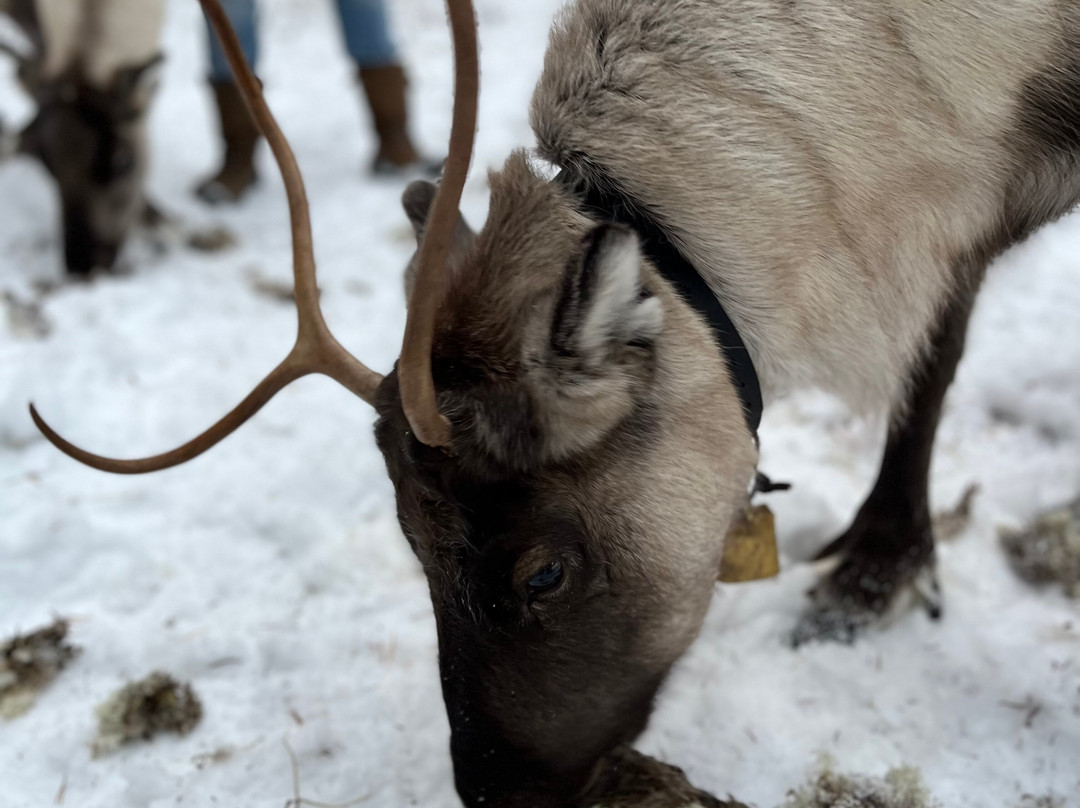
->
xmin=531 ymin=0 xmax=1076 ymax=412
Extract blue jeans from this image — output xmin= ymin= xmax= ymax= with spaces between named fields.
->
xmin=207 ymin=0 xmax=399 ymax=82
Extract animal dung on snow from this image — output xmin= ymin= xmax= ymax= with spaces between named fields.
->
xmin=92 ymin=671 xmax=202 ymax=757
xmin=0 ymin=618 xmax=80 ymax=720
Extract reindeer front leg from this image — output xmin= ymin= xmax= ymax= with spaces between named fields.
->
xmin=792 ymin=275 xmax=982 ymax=646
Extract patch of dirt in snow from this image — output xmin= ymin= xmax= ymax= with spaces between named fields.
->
xmin=933 ymin=483 xmax=980 ymax=543
xmin=2 ymin=288 xmax=52 ymax=339
xmin=93 ymin=671 xmax=203 ymax=757
xmin=1014 ymin=796 xmax=1065 ymax=808
xmin=186 ymin=224 xmax=238 ymax=253
xmin=0 ymin=618 xmax=80 ymax=719
xmin=1000 ymin=497 xmax=1080 ymax=597
xmin=782 ymin=760 xmax=938 ymax=808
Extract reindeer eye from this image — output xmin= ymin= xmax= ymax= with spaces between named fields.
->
xmin=526 ymin=560 xmax=564 ymax=595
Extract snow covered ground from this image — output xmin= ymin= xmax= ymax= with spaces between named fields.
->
xmin=1 ymin=1 xmax=1078 ymax=806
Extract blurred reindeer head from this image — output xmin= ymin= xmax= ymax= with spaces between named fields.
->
xmin=29 ymin=0 xmax=756 ymax=805
xmin=1 ymin=0 xmax=161 ymax=274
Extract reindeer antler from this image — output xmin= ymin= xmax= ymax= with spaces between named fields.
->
xmin=28 ymin=0 xmax=478 ymax=472
xmin=398 ymin=0 xmax=478 ymax=448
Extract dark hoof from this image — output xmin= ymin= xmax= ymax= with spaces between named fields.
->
xmin=791 ymin=543 xmax=942 ymax=648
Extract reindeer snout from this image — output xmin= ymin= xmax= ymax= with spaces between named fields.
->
xmin=442 ymin=665 xmax=635 ymax=808
xmin=450 ymin=732 xmax=599 ymax=808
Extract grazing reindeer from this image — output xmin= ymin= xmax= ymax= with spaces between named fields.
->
xmin=29 ymin=0 xmax=1080 ymax=805
xmin=0 ymin=0 xmax=164 ymax=274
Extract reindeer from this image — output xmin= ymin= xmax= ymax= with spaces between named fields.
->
xmin=0 ymin=0 xmax=164 ymax=274
xmin=27 ymin=0 xmax=1080 ymax=805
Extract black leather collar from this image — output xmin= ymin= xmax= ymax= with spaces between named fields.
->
xmin=558 ymin=171 xmax=763 ymax=436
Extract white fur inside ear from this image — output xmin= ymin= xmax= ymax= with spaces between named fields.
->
xmin=578 ymin=228 xmax=663 ymax=354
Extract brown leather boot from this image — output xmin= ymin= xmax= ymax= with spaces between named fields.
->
xmin=196 ymin=80 xmax=260 ymax=204
xmin=358 ymin=65 xmax=442 ymax=177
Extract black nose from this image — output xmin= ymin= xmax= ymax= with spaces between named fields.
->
xmin=450 ymin=725 xmax=600 ymax=808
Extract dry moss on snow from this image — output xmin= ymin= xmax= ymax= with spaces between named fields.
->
xmin=1000 ymin=497 xmax=1080 ymax=598
xmin=0 ymin=618 xmax=80 ymax=719
xmin=590 ymin=750 xmax=943 ymax=808
xmin=782 ymin=759 xmax=939 ymax=808
xmin=93 ymin=671 xmax=203 ymax=757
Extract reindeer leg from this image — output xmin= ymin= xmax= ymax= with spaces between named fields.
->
xmin=791 ymin=276 xmax=981 ymax=646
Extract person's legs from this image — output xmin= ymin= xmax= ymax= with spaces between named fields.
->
xmin=335 ymin=0 xmax=398 ymax=67
xmin=198 ymin=0 xmax=262 ymax=204
xmin=206 ymin=0 xmax=260 ymax=81
xmin=336 ymin=0 xmax=439 ymax=175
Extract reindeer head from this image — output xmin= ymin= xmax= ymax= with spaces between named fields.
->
xmin=2 ymin=3 xmax=161 ymax=274
xmin=379 ymin=157 xmax=756 ymax=806
xmin=29 ymin=1 xmax=756 ymax=805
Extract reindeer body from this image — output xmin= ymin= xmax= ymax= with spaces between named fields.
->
xmin=533 ymin=0 xmax=1079 ymax=411
xmin=385 ymin=1 xmax=1080 ymax=802
xmin=1 ymin=0 xmax=165 ymax=273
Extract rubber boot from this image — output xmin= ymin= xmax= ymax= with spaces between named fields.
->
xmin=358 ymin=65 xmax=442 ymax=178
xmin=196 ymin=80 xmax=260 ymax=204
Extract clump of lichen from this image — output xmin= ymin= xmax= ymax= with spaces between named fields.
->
xmin=1000 ymin=498 xmax=1080 ymax=598
xmin=783 ymin=759 xmax=939 ymax=808
xmin=591 ymin=747 xmax=748 ymax=808
xmin=93 ymin=671 xmax=202 ymax=757
xmin=0 ymin=618 xmax=80 ymax=719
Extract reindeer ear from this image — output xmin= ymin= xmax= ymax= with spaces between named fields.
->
xmin=550 ymin=224 xmax=662 ymax=366
xmin=403 ymin=180 xmax=438 ymax=238
xmin=112 ymin=53 xmax=164 ymax=118
xmin=484 ymin=224 xmax=664 ymax=467
xmin=401 ymin=179 xmax=476 ymax=300
xmin=402 ymin=180 xmax=474 ymax=244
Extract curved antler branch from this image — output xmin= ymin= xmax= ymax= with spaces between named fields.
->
xmin=398 ymin=0 xmax=479 ymax=448
xmin=27 ymin=0 xmax=384 ymax=475
xmin=29 ymin=360 xmax=307 ymax=474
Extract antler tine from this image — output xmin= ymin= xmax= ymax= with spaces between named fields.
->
xmin=28 ymin=0 xmax=384 ymax=475
xmin=398 ymin=0 xmax=479 ymax=448
xmin=200 ymin=0 xmax=317 ymax=320
xmin=28 ymin=362 xmax=304 ymax=474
